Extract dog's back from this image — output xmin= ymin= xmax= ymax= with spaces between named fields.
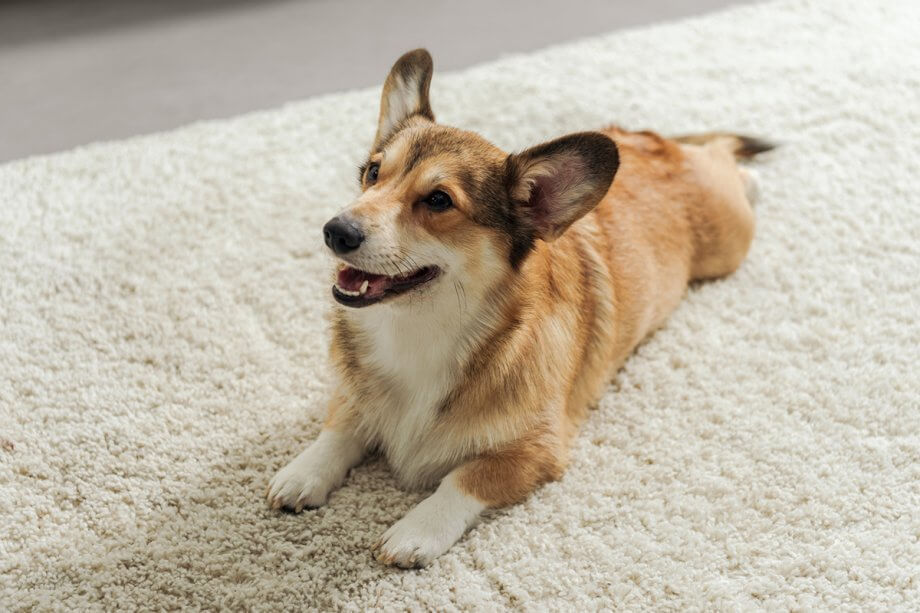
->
xmin=523 ymin=127 xmax=770 ymax=428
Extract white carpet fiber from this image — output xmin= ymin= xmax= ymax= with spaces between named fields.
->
xmin=2 ymin=0 xmax=919 ymax=609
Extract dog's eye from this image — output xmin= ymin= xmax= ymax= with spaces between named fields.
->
xmin=366 ymin=163 xmax=380 ymax=185
xmin=424 ymin=190 xmax=452 ymax=212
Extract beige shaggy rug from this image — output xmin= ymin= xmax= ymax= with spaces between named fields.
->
xmin=2 ymin=0 xmax=919 ymax=609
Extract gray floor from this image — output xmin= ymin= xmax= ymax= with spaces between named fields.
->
xmin=0 ymin=0 xmax=756 ymax=163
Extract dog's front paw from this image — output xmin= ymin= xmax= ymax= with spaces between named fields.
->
xmin=373 ymin=476 xmax=484 ymax=568
xmin=266 ymin=456 xmax=337 ymax=512
xmin=266 ymin=429 xmax=365 ymax=512
xmin=374 ymin=510 xmax=457 ymax=568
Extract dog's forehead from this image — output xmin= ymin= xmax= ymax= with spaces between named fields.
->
xmin=369 ymin=124 xmax=512 ymax=225
xmin=382 ymin=124 xmax=503 ymax=174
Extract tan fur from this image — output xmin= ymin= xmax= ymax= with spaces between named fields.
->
xmin=324 ymin=120 xmax=760 ymax=506
xmin=272 ymin=51 xmax=770 ymax=563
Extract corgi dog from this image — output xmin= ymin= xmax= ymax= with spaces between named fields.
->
xmin=267 ymin=49 xmax=772 ymax=567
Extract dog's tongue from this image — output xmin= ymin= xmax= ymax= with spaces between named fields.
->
xmin=337 ymin=266 xmax=389 ymax=297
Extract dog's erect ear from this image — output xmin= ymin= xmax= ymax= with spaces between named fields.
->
xmin=373 ymin=49 xmax=435 ymax=150
xmin=507 ymin=132 xmax=619 ymax=241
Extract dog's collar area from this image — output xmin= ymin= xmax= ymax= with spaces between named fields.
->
xmin=333 ymin=264 xmax=440 ymax=307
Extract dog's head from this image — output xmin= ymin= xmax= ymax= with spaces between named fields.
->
xmin=324 ymin=49 xmax=619 ymax=309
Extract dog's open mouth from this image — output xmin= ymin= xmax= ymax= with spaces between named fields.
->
xmin=332 ymin=264 xmax=441 ymax=307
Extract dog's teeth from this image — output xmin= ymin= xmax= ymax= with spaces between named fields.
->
xmin=336 ymin=285 xmax=360 ymax=297
xmin=359 ymin=280 xmax=369 ymax=295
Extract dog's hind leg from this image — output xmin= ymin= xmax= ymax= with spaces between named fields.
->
xmin=677 ymin=134 xmax=774 ymax=280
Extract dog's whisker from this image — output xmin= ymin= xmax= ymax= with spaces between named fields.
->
xmin=387 ymin=254 xmax=407 ymax=277
xmin=402 ymin=253 xmax=422 ymax=271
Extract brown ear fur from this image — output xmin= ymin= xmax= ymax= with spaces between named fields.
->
xmin=506 ymin=132 xmax=619 ymax=241
xmin=373 ymin=49 xmax=435 ymax=150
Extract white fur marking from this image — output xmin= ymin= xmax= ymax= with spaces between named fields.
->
xmin=740 ymin=166 xmax=761 ymax=204
xmin=267 ymin=428 xmax=364 ymax=511
xmin=375 ymin=472 xmax=485 ymax=567
xmin=346 ymin=239 xmax=509 ymax=486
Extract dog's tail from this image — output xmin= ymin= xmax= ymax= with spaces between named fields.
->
xmin=673 ymin=132 xmax=776 ymax=160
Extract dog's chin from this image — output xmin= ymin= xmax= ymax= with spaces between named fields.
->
xmin=331 ymin=264 xmax=442 ymax=308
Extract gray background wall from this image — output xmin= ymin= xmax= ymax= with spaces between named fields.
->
xmin=0 ymin=0 xmax=757 ymax=162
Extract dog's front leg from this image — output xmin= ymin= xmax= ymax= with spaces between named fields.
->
xmin=374 ymin=433 xmax=560 ymax=568
xmin=266 ymin=424 xmax=365 ymax=512
xmin=373 ymin=472 xmax=485 ymax=568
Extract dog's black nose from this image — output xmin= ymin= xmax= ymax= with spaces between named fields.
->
xmin=323 ymin=216 xmax=365 ymax=254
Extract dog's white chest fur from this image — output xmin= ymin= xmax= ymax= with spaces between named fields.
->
xmin=348 ymin=302 xmax=467 ymax=486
